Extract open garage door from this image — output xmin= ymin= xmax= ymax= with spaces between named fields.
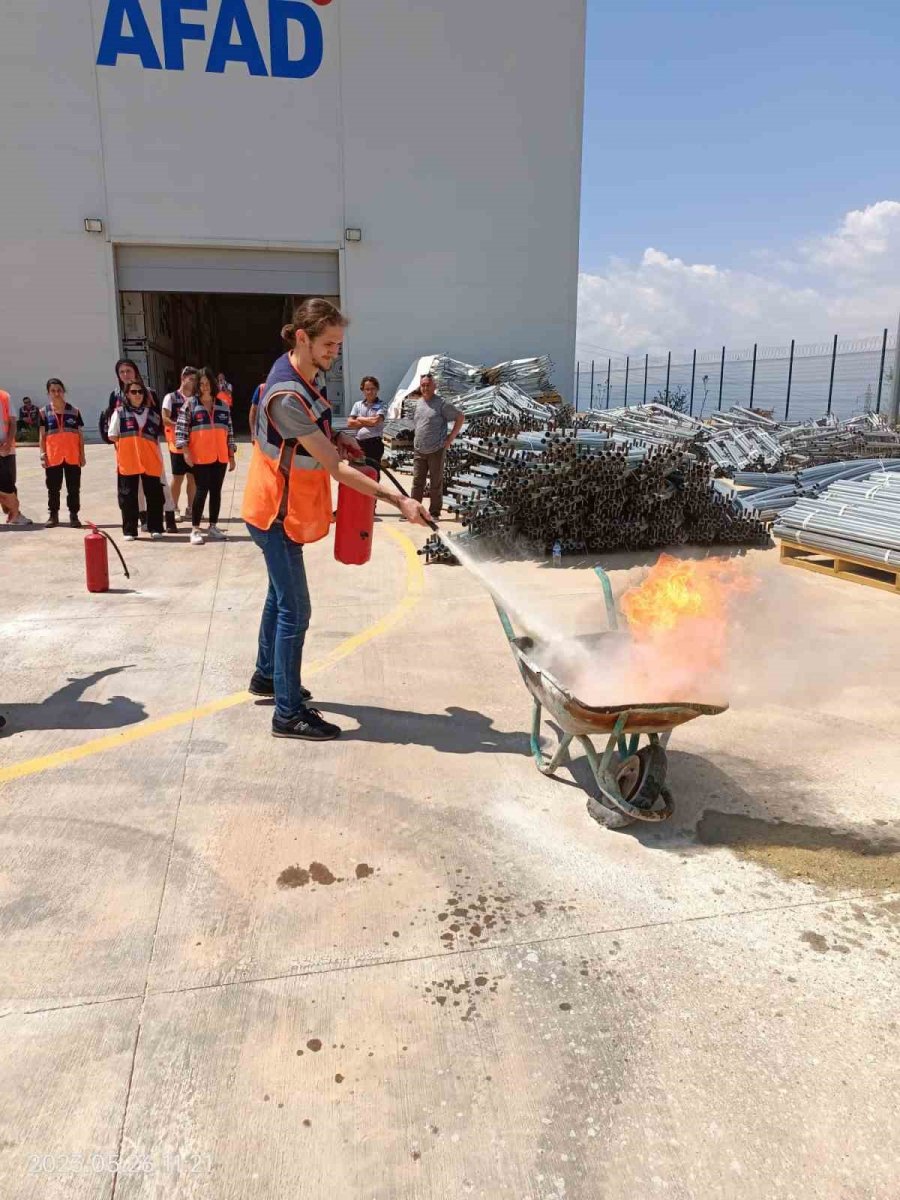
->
xmin=115 ymin=245 xmax=340 ymax=296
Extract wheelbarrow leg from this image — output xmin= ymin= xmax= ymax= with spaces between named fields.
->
xmin=580 ymin=714 xmax=674 ymax=827
xmin=531 ymin=698 xmax=573 ymax=775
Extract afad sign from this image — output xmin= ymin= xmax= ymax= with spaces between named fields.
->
xmin=97 ymin=0 xmax=332 ymax=79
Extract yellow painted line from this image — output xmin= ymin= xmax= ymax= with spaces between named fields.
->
xmin=0 ymin=526 xmax=424 ymax=785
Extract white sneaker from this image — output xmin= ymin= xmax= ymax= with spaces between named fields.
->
xmin=190 ymin=529 xmax=205 ymax=545
xmin=150 ymin=531 xmax=163 ymax=540
xmin=8 ymin=513 xmax=33 ymax=526
xmin=206 ymin=525 xmax=226 ymax=540
xmin=124 ymin=534 xmax=137 ymax=541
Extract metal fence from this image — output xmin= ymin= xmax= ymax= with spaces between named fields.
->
xmin=574 ymin=330 xmax=896 ymax=422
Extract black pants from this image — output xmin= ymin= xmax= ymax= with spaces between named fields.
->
xmin=118 ymin=473 xmax=163 ymax=536
xmin=192 ymin=461 xmax=228 ymax=527
xmin=361 ymin=437 xmax=384 ymax=478
xmin=45 ymin=463 xmax=81 ymax=515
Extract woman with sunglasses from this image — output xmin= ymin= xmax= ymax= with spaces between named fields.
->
xmin=177 ymin=367 xmax=236 ymax=545
xmin=107 ymin=380 xmax=166 ymax=540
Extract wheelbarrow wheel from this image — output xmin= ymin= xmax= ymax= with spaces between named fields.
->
xmin=616 ymin=744 xmax=668 ymax=812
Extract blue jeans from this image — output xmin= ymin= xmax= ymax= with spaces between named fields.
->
xmin=247 ymin=520 xmax=311 ymax=721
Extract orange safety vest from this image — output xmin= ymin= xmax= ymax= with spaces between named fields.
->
xmin=114 ymin=404 xmax=163 ymax=477
xmin=217 ymin=390 xmax=233 ymax=409
xmin=42 ymin=402 xmax=82 ymax=466
xmin=0 ymin=390 xmax=14 ymax=452
xmin=241 ymin=374 xmax=332 ymax=545
xmin=183 ymin=397 xmax=232 ymax=464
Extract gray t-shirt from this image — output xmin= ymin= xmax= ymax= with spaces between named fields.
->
xmin=413 ymin=394 xmax=463 ymax=453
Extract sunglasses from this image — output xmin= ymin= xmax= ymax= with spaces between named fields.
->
xmin=127 ymin=387 xmax=145 ymax=395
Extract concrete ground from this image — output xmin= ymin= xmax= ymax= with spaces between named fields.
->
xmin=1 ymin=443 xmax=898 ymax=1200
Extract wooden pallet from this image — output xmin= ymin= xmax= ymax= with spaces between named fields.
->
xmin=780 ymin=540 xmax=900 ymax=594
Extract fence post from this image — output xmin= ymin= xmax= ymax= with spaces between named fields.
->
xmin=826 ymin=333 xmax=838 ymax=415
xmin=664 ymin=350 xmax=671 ymax=404
xmin=889 ymin=312 xmax=900 ymax=426
xmin=643 ymin=353 xmax=648 ymax=405
xmin=876 ymin=327 xmax=888 ymax=413
xmin=589 ymin=359 xmax=595 ymax=410
xmin=575 ymin=362 xmax=580 ymax=410
xmin=689 ymin=349 xmax=696 ymax=415
xmin=606 ymin=358 xmax=611 ymax=410
xmin=749 ymin=343 xmax=757 ymax=409
xmin=624 ymin=356 xmax=630 ymax=407
xmin=717 ymin=346 xmax=725 ymax=411
xmin=784 ymin=338 xmax=795 ymax=421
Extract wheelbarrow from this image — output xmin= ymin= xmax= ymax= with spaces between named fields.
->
xmin=495 ymin=567 xmax=727 ymax=829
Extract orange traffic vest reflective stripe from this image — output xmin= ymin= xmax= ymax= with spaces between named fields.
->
xmin=241 ymin=376 xmax=332 ymax=545
xmin=0 ymin=391 xmax=14 ymax=451
xmin=184 ymin=397 xmax=232 ymax=464
xmin=115 ymin=404 xmax=163 ymax=477
xmin=42 ymin=403 xmax=82 ymax=466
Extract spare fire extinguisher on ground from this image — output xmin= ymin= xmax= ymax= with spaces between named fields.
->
xmin=84 ymin=524 xmax=130 ymax=593
xmin=334 ymin=464 xmax=378 ymax=565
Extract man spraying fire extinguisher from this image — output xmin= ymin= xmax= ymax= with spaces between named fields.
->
xmin=242 ymin=298 xmax=431 ymax=742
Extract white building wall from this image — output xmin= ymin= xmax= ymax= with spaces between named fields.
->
xmin=0 ymin=0 xmax=584 ymax=425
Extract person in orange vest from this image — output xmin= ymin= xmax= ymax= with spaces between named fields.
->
xmin=38 ymin=378 xmax=86 ymax=528
xmin=216 ymin=372 xmax=233 ymax=409
xmin=162 ymin=366 xmax=198 ymax=517
xmin=242 ymin=298 xmax=430 ymax=741
xmin=107 ymin=379 xmax=165 ymax=540
xmin=177 ymin=367 xmax=236 ymax=545
xmin=248 ymin=379 xmax=267 ymax=443
xmin=0 ymin=388 xmax=33 ymax=526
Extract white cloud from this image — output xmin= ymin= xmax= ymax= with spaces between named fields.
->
xmin=577 ymin=201 xmax=900 ymax=359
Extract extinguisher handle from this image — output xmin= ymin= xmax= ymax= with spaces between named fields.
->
xmin=86 ymin=523 xmax=131 ymax=580
xmin=369 ymin=461 xmax=440 ymax=532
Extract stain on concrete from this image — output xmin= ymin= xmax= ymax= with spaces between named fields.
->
xmin=306 ymin=1039 xmax=323 ymax=1052
xmin=355 ymin=863 xmax=375 ymax=879
xmin=423 ymin=974 xmax=503 ymax=1021
xmin=697 ymin=810 xmax=900 ymax=890
xmin=801 ymin=931 xmax=830 ymax=953
xmin=309 ymin=862 xmax=338 ymax=885
xmin=277 ymin=866 xmax=310 ymax=889
xmin=432 ymin=880 xmax=577 ymax=950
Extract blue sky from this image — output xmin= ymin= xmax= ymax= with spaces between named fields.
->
xmin=577 ymin=0 xmax=900 ymax=356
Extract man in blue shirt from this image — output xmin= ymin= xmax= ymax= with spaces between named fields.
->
xmin=347 ymin=375 xmax=386 ymax=476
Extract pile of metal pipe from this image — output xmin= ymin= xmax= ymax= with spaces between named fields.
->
xmin=482 ymin=356 xmax=554 ymax=398
xmin=455 ymin=383 xmax=556 ymax=425
xmin=773 ymin=470 xmax=900 ymax=568
xmin=737 ymin=459 xmax=900 ymax=520
xmin=441 ymin=430 xmax=768 ymax=555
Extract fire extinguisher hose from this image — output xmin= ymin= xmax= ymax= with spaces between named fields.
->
xmin=86 ymin=523 xmax=131 ymax=580
xmin=363 ymin=460 xmax=439 ymax=532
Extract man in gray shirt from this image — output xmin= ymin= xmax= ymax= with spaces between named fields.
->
xmin=411 ymin=372 xmax=464 ymax=520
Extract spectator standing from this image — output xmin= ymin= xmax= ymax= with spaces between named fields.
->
xmin=107 ymin=380 xmax=165 ymax=540
xmin=162 ymin=367 xmax=198 ymax=517
xmin=178 ymin=367 xmax=235 ymax=545
xmin=18 ymin=397 xmax=39 ymax=433
xmin=411 ymin=372 xmax=464 ymax=521
xmin=248 ymin=379 xmax=267 ymax=443
xmin=0 ymin=388 xmax=33 ymax=525
xmin=217 ymin=372 xmax=233 ymax=409
xmin=39 ymin=378 xmax=85 ymax=527
xmin=348 ymin=375 xmax=386 ymax=476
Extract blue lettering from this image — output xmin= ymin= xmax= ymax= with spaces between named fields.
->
xmin=97 ymin=0 xmax=163 ymax=69
xmin=207 ymin=0 xmax=268 ymax=76
xmin=269 ymin=0 xmax=323 ymax=80
xmin=161 ymin=0 xmax=207 ymax=71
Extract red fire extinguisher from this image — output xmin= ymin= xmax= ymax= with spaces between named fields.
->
xmin=334 ymin=464 xmax=378 ymax=565
xmin=84 ymin=524 xmax=130 ymax=593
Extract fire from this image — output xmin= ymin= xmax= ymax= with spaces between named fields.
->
xmin=618 ymin=554 xmax=758 ymax=702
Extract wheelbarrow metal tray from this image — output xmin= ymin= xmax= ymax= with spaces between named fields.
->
xmin=510 ymin=634 xmax=727 ymax=736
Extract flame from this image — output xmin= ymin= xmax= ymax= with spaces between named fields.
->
xmin=618 ymin=554 xmax=758 ymax=702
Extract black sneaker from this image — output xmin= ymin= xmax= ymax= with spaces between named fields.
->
xmin=165 ymin=512 xmax=178 ymax=533
xmin=70 ymin=515 xmax=83 ymax=529
xmin=47 ymin=513 xmax=59 ymax=528
xmin=248 ymin=672 xmax=311 ymax=702
xmin=272 ymin=707 xmax=340 ymax=741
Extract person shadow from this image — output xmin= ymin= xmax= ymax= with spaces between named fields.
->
xmin=317 ymin=702 xmax=529 ymax=757
xmin=1 ymin=666 xmax=147 ymax=735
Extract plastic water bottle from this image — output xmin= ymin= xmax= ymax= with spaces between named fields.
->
xmin=552 ymin=540 xmax=562 ymax=568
